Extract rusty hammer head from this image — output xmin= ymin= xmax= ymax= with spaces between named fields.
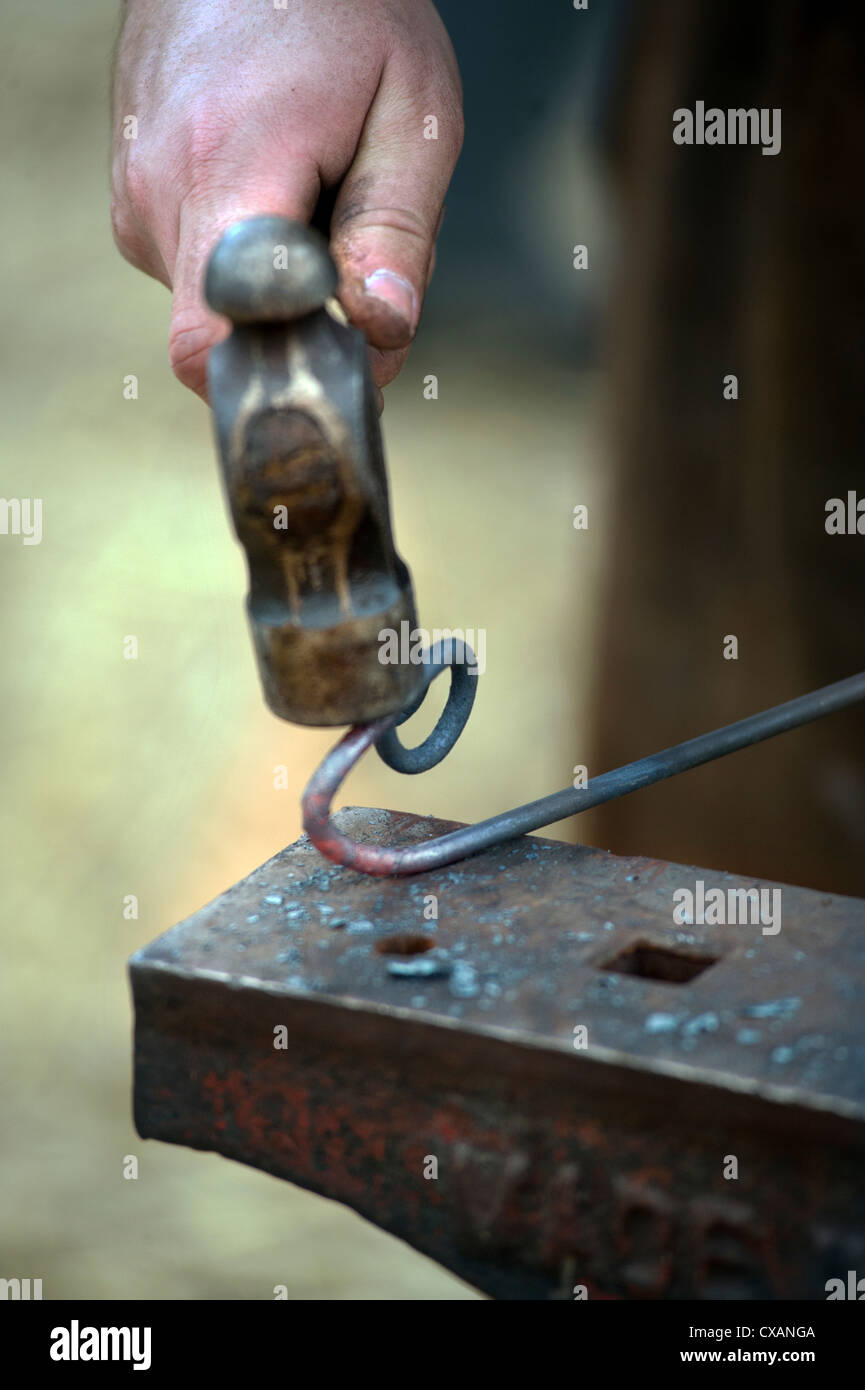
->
xmin=204 ymin=216 xmax=425 ymax=727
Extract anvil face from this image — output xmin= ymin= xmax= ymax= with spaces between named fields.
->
xmin=130 ymin=810 xmax=865 ymax=1300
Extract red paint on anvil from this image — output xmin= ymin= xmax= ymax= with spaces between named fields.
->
xmin=201 ymin=1073 xmax=227 ymax=1132
xmin=345 ymin=1116 xmax=386 ymax=1163
xmin=399 ymin=1145 xmax=446 ymax=1213
xmin=630 ymin=1165 xmax=674 ymax=1192
xmin=431 ymin=1110 xmax=470 ymax=1145
xmin=308 ymin=1110 xmax=382 ymax=1196
xmin=576 ymin=1119 xmax=606 ymax=1150
xmin=198 ymin=1065 xmax=394 ymax=1203
xmin=200 ymin=1069 xmax=308 ymax=1156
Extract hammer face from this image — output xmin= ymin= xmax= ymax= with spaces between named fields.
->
xmin=206 ymin=219 xmax=425 ymax=726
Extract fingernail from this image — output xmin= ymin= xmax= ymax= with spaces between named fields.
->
xmin=363 ymin=269 xmax=417 ymax=330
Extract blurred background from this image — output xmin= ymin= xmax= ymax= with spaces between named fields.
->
xmin=0 ymin=0 xmax=609 ymax=1298
xmin=3 ymin=0 xmax=864 ymax=1301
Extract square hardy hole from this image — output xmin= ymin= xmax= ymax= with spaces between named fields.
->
xmin=600 ymin=939 xmax=718 ymax=985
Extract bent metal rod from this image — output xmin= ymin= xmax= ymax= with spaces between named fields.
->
xmin=301 ymin=643 xmax=865 ymax=877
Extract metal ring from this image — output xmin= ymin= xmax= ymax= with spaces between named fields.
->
xmin=374 ymin=640 xmax=478 ymax=774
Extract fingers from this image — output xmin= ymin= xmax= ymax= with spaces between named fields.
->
xmin=329 ymin=67 xmax=463 ymax=356
xmin=112 ymin=0 xmax=462 ymax=401
xmin=166 ymin=163 xmax=321 ymax=399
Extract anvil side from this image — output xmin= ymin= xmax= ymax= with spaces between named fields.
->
xmin=129 ymin=810 xmax=865 ymax=1300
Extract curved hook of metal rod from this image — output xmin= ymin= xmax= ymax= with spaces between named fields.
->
xmin=375 ymin=640 xmax=478 ymax=774
xmin=302 ymin=669 xmax=865 ymax=878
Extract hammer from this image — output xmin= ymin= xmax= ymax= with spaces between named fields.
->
xmin=205 ymin=215 xmax=426 ymax=727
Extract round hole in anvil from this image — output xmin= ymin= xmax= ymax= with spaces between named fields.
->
xmin=375 ymin=934 xmax=436 ymax=957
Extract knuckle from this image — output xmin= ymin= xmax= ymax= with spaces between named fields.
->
xmin=109 ymin=194 xmax=138 ymax=261
xmin=119 ymin=144 xmax=154 ymax=226
xmin=109 ymin=197 xmax=152 ymax=275
xmin=110 ymin=152 xmax=159 ymax=276
xmin=333 ymin=185 xmax=433 ymax=245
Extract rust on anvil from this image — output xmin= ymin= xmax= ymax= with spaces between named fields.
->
xmin=130 ymin=809 xmax=865 ymax=1300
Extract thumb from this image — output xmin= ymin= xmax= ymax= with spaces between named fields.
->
xmin=167 ymin=167 xmax=320 ymax=399
xmin=330 ymin=84 xmax=462 ymax=353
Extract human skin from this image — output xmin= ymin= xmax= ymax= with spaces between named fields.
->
xmin=111 ymin=0 xmax=463 ymax=399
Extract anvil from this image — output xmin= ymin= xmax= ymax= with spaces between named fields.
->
xmin=129 ymin=809 xmax=865 ymax=1300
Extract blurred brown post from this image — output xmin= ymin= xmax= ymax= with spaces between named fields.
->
xmin=588 ymin=0 xmax=865 ymax=893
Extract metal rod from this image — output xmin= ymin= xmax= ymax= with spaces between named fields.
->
xmin=302 ymin=670 xmax=865 ymax=876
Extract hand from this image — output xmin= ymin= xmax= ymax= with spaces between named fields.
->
xmin=111 ymin=0 xmax=462 ymax=398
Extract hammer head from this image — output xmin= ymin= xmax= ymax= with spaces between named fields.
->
xmin=205 ymin=216 xmax=425 ymax=727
